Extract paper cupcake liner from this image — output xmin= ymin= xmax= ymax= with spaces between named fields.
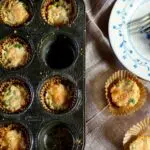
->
xmin=123 ymin=117 xmax=150 ymax=150
xmin=0 ymin=36 xmax=32 ymax=70
xmin=40 ymin=0 xmax=77 ymax=26
xmin=0 ymin=78 xmax=32 ymax=114
xmin=105 ymin=70 xmax=147 ymax=116
xmin=0 ymin=1 xmax=3 ymax=23
xmin=39 ymin=75 xmax=77 ymax=114
xmin=41 ymin=0 xmax=52 ymax=24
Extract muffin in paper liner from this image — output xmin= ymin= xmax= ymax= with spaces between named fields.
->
xmin=0 ymin=36 xmax=32 ymax=70
xmin=105 ymin=70 xmax=147 ymax=116
xmin=123 ymin=117 xmax=150 ymax=150
xmin=41 ymin=0 xmax=77 ymax=26
xmin=39 ymin=75 xmax=77 ymax=114
xmin=0 ymin=78 xmax=32 ymax=114
xmin=0 ymin=122 xmax=31 ymax=150
xmin=0 ymin=0 xmax=30 ymax=27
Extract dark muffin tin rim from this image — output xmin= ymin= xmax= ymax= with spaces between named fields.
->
xmin=38 ymin=31 xmax=79 ymax=71
xmin=0 ymin=0 xmax=85 ymax=149
xmin=37 ymin=120 xmax=77 ymax=150
xmin=37 ymin=73 xmax=79 ymax=115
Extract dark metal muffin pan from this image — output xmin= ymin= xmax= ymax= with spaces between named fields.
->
xmin=0 ymin=0 xmax=85 ymax=149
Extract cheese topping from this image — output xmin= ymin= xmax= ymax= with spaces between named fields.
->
xmin=1 ymin=84 xmax=28 ymax=112
xmin=45 ymin=80 xmax=69 ymax=110
xmin=0 ymin=0 xmax=30 ymax=26
xmin=47 ymin=5 xmax=69 ymax=25
xmin=129 ymin=136 xmax=150 ymax=150
xmin=0 ymin=125 xmax=26 ymax=150
xmin=42 ymin=0 xmax=72 ymax=26
xmin=0 ymin=37 xmax=29 ymax=69
xmin=110 ymin=79 xmax=140 ymax=107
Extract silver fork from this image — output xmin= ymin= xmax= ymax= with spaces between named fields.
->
xmin=127 ymin=13 xmax=150 ymax=33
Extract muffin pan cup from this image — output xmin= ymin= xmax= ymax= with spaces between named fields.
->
xmin=0 ymin=120 xmax=33 ymax=150
xmin=0 ymin=74 xmax=34 ymax=116
xmin=0 ymin=0 xmax=34 ymax=28
xmin=0 ymin=33 xmax=34 ymax=71
xmin=37 ymin=73 xmax=81 ymax=115
xmin=0 ymin=0 xmax=85 ymax=149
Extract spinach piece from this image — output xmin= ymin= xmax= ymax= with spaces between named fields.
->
xmin=14 ymin=43 xmax=22 ymax=49
xmin=128 ymin=98 xmax=135 ymax=104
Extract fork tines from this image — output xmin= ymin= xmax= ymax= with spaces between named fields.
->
xmin=127 ymin=13 xmax=150 ymax=33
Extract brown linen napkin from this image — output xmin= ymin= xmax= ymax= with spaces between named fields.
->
xmin=85 ymin=0 xmax=150 ymax=149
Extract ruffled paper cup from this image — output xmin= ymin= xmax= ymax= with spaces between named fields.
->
xmin=105 ymin=70 xmax=147 ymax=116
xmin=0 ymin=36 xmax=32 ymax=70
xmin=0 ymin=0 xmax=5 ymax=23
xmin=40 ymin=0 xmax=77 ymax=26
xmin=39 ymin=75 xmax=78 ymax=114
xmin=0 ymin=77 xmax=32 ymax=114
xmin=40 ymin=0 xmax=50 ymax=24
xmin=123 ymin=117 xmax=150 ymax=150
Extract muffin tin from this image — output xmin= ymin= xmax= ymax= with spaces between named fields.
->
xmin=0 ymin=0 xmax=85 ymax=149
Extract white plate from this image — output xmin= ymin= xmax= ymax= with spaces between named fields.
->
xmin=109 ymin=0 xmax=150 ymax=81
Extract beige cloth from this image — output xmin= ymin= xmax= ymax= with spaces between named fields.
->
xmin=85 ymin=0 xmax=150 ymax=149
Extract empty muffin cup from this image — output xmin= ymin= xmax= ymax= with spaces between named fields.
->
xmin=39 ymin=75 xmax=77 ymax=114
xmin=0 ymin=122 xmax=32 ymax=150
xmin=0 ymin=0 xmax=33 ymax=27
xmin=0 ymin=77 xmax=33 ymax=114
xmin=0 ymin=35 xmax=32 ymax=70
xmin=38 ymin=122 xmax=74 ymax=150
xmin=41 ymin=0 xmax=77 ymax=26
xmin=40 ymin=33 xmax=78 ymax=70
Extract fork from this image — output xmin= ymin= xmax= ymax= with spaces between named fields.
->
xmin=127 ymin=13 xmax=150 ymax=33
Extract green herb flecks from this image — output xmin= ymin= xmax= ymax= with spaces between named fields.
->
xmin=128 ymin=98 xmax=135 ymax=104
xmin=14 ymin=43 xmax=23 ymax=49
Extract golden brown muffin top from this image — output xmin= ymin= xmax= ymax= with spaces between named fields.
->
xmin=110 ymin=79 xmax=140 ymax=108
xmin=0 ymin=79 xmax=30 ymax=113
xmin=0 ymin=0 xmax=30 ymax=26
xmin=40 ymin=76 xmax=76 ymax=111
xmin=0 ymin=125 xmax=27 ymax=150
xmin=41 ymin=0 xmax=74 ymax=26
xmin=0 ymin=37 xmax=30 ymax=69
xmin=129 ymin=136 xmax=150 ymax=150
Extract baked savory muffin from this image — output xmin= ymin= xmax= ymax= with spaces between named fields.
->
xmin=41 ymin=0 xmax=75 ymax=26
xmin=0 ymin=124 xmax=27 ymax=150
xmin=110 ymin=79 xmax=140 ymax=108
xmin=129 ymin=136 xmax=150 ymax=150
xmin=40 ymin=76 xmax=76 ymax=112
xmin=0 ymin=37 xmax=30 ymax=69
xmin=0 ymin=79 xmax=30 ymax=113
xmin=0 ymin=0 xmax=30 ymax=26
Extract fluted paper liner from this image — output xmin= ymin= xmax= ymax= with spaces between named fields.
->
xmin=0 ymin=36 xmax=31 ymax=70
xmin=0 ymin=0 xmax=3 ymax=23
xmin=105 ymin=70 xmax=147 ymax=116
xmin=0 ymin=78 xmax=31 ymax=114
xmin=41 ymin=0 xmax=77 ymax=26
xmin=123 ymin=117 xmax=150 ymax=150
xmin=39 ymin=75 xmax=77 ymax=114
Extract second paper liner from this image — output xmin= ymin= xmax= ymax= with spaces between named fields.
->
xmin=105 ymin=70 xmax=147 ymax=116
